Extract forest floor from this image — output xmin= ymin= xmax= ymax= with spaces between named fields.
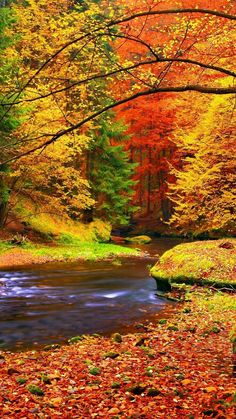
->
xmin=0 ymin=241 xmax=140 ymax=269
xmin=0 ymin=238 xmax=235 ymax=417
xmin=0 ymin=287 xmax=235 ymax=418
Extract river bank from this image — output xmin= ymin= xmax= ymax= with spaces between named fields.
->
xmin=0 ymin=287 xmax=235 ymax=418
xmin=0 ymin=241 xmax=141 ymax=269
xmin=151 ymin=239 xmax=236 ymax=290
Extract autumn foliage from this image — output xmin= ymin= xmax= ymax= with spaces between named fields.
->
xmin=0 ymin=0 xmax=235 ymax=234
xmin=0 ymin=1 xmax=235 ymax=417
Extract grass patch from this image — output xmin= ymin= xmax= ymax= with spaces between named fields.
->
xmin=15 ymin=199 xmax=112 ymax=243
xmin=0 ymin=241 xmax=12 ymax=255
xmin=0 ymin=240 xmax=139 ymax=268
xmin=30 ymin=242 xmax=139 ymax=261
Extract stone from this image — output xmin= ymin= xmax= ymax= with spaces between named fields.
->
xmin=125 ymin=235 xmax=152 ymax=244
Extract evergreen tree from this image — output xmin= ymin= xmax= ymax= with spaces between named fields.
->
xmin=86 ymin=114 xmax=137 ymax=225
xmin=0 ymin=3 xmax=20 ymax=226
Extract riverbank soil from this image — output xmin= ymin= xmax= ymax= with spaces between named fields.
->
xmin=0 ymin=288 xmax=235 ymax=418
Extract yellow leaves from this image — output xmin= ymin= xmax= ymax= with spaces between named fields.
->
xmin=204 ymin=386 xmax=217 ymax=393
xmin=48 ymin=397 xmax=63 ymax=407
xmin=181 ymin=379 xmax=192 ymax=386
xmin=169 ymin=92 xmax=236 ymax=234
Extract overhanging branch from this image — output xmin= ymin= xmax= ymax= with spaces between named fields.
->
xmin=2 ymin=83 xmax=235 ymax=164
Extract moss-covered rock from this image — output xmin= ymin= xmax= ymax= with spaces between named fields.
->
xmin=112 ymin=333 xmax=122 ymax=343
xmin=27 ymin=384 xmax=44 ymax=396
xmin=150 ymin=239 xmax=236 ymax=290
xmin=125 ymin=235 xmax=152 ymax=244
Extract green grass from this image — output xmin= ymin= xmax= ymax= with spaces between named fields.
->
xmin=0 ymin=241 xmax=12 ymax=255
xmin=196 ymin=290 xmax=236 ymax=314
xmin=30 ymin=242 xmax=139 ymax=261
xmin=0 ymin=240 xmax=139 ymax=267
xmin=150 ymin=239 xmax=236 ymax=289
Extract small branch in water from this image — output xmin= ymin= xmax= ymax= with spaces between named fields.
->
xmin=209 ymin=286 xmax=235 ymax=293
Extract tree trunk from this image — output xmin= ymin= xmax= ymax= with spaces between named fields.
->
xmin=0 ymin=200 xmax=7 ymax=228
xmin=147 ymin=147 xmax=151 ymax=215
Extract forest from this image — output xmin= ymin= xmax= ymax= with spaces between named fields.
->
xmin=0 ymin=0 xmax=235 ymax=418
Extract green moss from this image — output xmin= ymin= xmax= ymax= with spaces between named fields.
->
xmin=16 ymin=377 xmax=28 ymax=384
xmin=103 ymin=352 xmax=119 ymax=359
xmin=158 ymin=319 xmax=167 ymax=325
xmin=150 ymin=240 xmax=236 ymax=289
xmin=167 ymin=324 xmax=179 ymax=331
xmin=112 ymin=333 xmax=122 ymax=343
xmin=41 ymin=374 xmax=51 ymax=384
xmin=88 ymin=367 xmax=101 ymax=376
xmin=0 ymin=241 xmax=12 ymax=255
xmin=147 ymin=388 xmax=161 ymax=397
xmin=68 ymin=335 xmax=84 ymax=344
xmin=27 ymin=242 xmax=138 ymax=263
xmin=27 ymin=384 xmax=44 ymax=396
xmin=125 ymin=235 xmax=152 ymax=244
xmin=229 ymin=326 xmax=236 ymax=343
xmin=111 ymin=382 xmax=121 ymax=389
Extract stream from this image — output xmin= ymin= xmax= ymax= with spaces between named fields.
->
xmin=0 ymin=238 xmax=184 ymax=351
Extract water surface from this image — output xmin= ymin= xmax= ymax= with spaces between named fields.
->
xmin=0 ymin=238 xmax=183 ymax=351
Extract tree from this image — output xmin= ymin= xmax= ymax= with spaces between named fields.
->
xmin=85 ymin=113 xmax=137 ymax=225
xmin=0 ymin=0 xmax=137 ymax=226
xmin=0 ymin=1 xmax=235 ymax=163
xmin=168 ymin=93 xmax=236 ymax=235
xmin=0 ymin=3 xmax=21 ymax=226
xmin=117 ymin=91 xmax=177 ymax=222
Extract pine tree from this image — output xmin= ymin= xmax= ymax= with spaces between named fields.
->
xmin=86 ymin=114 xmax=137 ymax=225
xmin=0 ymin=3 xmax=21 ymax=226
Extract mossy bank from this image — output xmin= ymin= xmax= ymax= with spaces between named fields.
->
xmin=0 ymin=214 xmax=141 ymax=268
xmin=0 ymin=241 xmax=140 ymax=269
xmin=150 ymin=239 xmax=236 ymax=290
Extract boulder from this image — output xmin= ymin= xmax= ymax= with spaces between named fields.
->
xmin=150 ymin=239 xmax=236 ymax=290
xmin=125 ymin=235 xmax=152 ymax=244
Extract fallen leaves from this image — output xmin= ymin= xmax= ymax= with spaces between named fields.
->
xmin=0 ymin=289 xmax=235 ymax=418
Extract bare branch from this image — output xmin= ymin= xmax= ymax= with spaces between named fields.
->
xmin=2 ymin=7 xmax=235 ymax=105
xmin=2 ymin=55 xmax=235 ymax=106
xmin=110 ymin=8 xmax=236 ymax=26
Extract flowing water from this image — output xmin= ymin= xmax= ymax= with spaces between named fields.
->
xmin=0 ymin=238 xmax=184 ymax=351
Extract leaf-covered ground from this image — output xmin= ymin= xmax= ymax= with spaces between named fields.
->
xmin=0 ymin=289 xmax=235 ymax=418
